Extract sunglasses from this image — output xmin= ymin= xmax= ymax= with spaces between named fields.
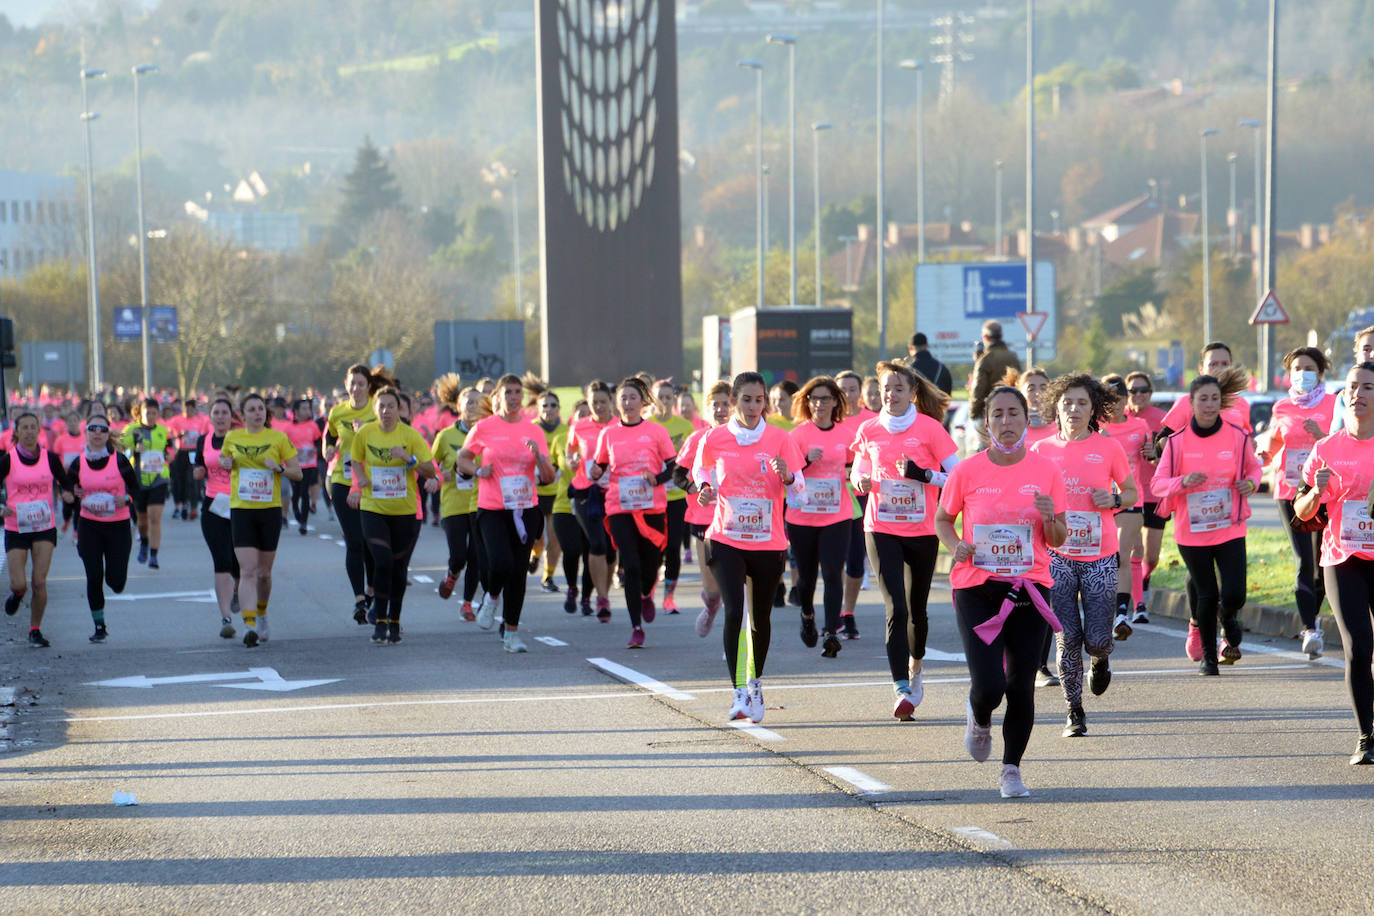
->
xmin=86 ymin=425 xmax=110 ymax=432
xmin=1128 ymin=388 xmax=1151 ymax=394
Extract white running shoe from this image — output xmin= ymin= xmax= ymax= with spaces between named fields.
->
xmin=964 ymin=698 xmax=992 ymax=763
xmin=1301 ymin=627 xmax=1324 ymax=659
xmin=1112 ymin=613 xmax=1132 ymax=641
xmin=477 ymin=594 xmax=497 ymax=630
xmin=909 ymin=670 xmax=924 ymax=708
xmin=860 ymin=570 xmax=870 ymax=591
xmin=746 ymin=678 xmax=765 ymax=723
xmin=695 ymin=604 xmax=717 ymax=638
xmin=257 ymin=613 xmax=270 ymax=642
xmin=729 ymin=687 xmax=749 ymax=720
xmin=503 ymin=630 xmax=528 ymax=653
xmin=999 ymin=764 xmax=1031 ymax=798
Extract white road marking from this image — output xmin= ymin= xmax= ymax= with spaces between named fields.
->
xmin=728 ymin=720 xmax=785 ymax=742
xmin=1132 ymin=621 xmax=1345 ymax=669
xmin=412 ymin=574 xmax=434 ymax=583
xmin=824 ymin=766 xmax=892 ymax=794
xmin=586 ymin=658 xmax=696 ymax=700
xmin=952 ymin=826 xmax=1013 ymax=848
xmin=106 ymin=589 xmax=216 ymax=603
xmin=85 ymin=667 xmax=340 ymax=692
xmin=534 ymin=636 xmax=569 ymax=647
xmin=318 ymin=534 xmax=333 ymax=540
xmin=922 ymin=648 xmax=967 ymax=662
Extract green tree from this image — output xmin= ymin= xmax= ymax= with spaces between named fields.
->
xmin=336 ymin=136 xmax=403 ymax=241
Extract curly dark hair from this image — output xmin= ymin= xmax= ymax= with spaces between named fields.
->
xmin=1042 ymin=372 xmax=1114 ymax=433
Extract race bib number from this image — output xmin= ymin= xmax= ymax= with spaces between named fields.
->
xmin=972 ymin=523 xmax=1033 ymax=575
xmin=80 ymin=492 xmax=117 ymax=518
xmin=875 ymin=478 xmax=925 ymax=523
xmin=1059 ymin=510 xmax=1103 ymax=557
xmin=1340 ymin=500 xmax=1374 ymax=552
xmin=14 ymin=500 xmax=53 ymax=534
xmin=721 ymin=496 xmax=773 ymax=542
xmin=182 ymin=430 xmax=200 ymax=449
xmin=237 ymin=468 xmax=274 ymax=503
xmin=370 ymin=465 xmax=407 ymax=500
xmin=1283 ymin=449 xmax=1310 ymax=488
xmin=454 ymin=474 xmax=474 ymax=491
xmin=298 ymin=445 xmax=316 ymax=467
xmin=141 ymin=451 xmax=166 ymax=476
xmin=500 ymin=475 xmax=533 ymax=509
xmin=209 ymin=492 xmax=231 ymax=519
xmin=799 ymin=478 xmax=842 ymax=514
xmin=617 ymin=475 xmax=654 ymax=511
xmin=1185 ymin=488 xmax=1233 ymax=532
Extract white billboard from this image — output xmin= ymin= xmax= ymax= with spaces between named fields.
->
xmin=915 ymin=261 xmax=1057 ymax=364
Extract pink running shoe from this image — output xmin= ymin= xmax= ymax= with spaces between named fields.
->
xmin=1185 ymin=621 xmax=1204 ymax=662
xmin=664 ymin=592 xmax=680 ymax=614
xmin=596 ymin=597 xmax=612 ymax=623
xmin=641 ymin=594 xmax=656 ymax=624
xmin=628 ymin=626 xmax=645 ymax=649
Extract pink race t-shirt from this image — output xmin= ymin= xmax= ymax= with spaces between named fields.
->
xmin=1126 ymin=403 xmax=1166 ymax=499
xmin=593 ymin=420 xmax=677 ymax=515
xmin=676 ymin=426 xmax=714 ymax=526
xmin=1025 ymin=423 xmax=1058 ymax=448
xmin=786 ymin=419 xmax=857 ymax=527
xmin=1100 ymin=415 xmax=1152 ymax=484
xmin=1164 ymin=394 xmax=1251 ymax=434
xmin=939 ymin=450 xmax=1066 ymax=590
xmin=1269 ymin=393 xmax=1338 ymax=501
xmin=461 ymin=415 xmax=549 ymax=512
xmin=694 ymin=422 xmax=805 ymax=551
xmin=283 ymin=420 xmax=322 ymax=469
xmin=51 ymin=432 xmax=85 ymax=469
xmin=568 ymin=416 xmax=615 ymax=490
xmin=851 ymin=412 xmax=957 ymax=537
xmin=1304 ymin=428 xmax=1374 ymax=566
xmin=1031 ymin=433 xmax=1132 ymax=561
xmin=1151 ymin=423 xmax=1261 ymax=547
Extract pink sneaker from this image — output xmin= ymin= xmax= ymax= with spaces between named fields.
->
xmin=664 ymin=592 xmax=680 ymax=614
xmin=628 ymin=626 xmax=645 ymax=649
xmin=1185 ymin=621 xmax=1204 ymax=662
xmin=596 ymin=597 xmax=612 ymax=623
xmin=641 ymin=594 xmax=656 ymax=624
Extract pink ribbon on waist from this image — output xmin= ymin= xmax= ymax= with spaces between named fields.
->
xmin=971 ymin=576 xmax=1063 ymax=646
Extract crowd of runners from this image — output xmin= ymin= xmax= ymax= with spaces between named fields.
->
xmin=3 ymin=327 xmax=1374 ymax=797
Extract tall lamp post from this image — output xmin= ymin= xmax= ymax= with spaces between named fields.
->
xmin=80 ymin=66 xmax=107 ymax=396
xmin=738 ymin=59 xmax=765 ymax=310
xmin=1226 ymin=151 xmax=1239 ymax=259
xmin=898 ymin=60 xmax=925 ymax=265
xmin=1024 ymin=0 xmax=1037 ymax=367
xmin=766 ymin=34 xmax=797 ymax=306
xmin=994 ymin=159 xmax=1004 ymax=258
xmin=1200 ymin=127 xmax=1219 ymax=344
xmin=1240 ymin=118 xmax=1264 ymax=306
xmin=132 ymin=63 xmax=158 ymax=394
xmin=875 ymin=0 xmax=887 ymax=356
xmin=810 ymin=121 xmax=833 ymax=307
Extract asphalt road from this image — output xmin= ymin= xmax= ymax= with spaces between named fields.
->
xmin=0 ymin=503 xmax=1367 ymax=914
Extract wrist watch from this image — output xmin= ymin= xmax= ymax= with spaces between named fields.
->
xmin=1112 ymin=493 xmax=1122 ymax=509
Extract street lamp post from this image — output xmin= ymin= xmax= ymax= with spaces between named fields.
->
xmin=767 ymin=34 xmax=797 ymax=306
xmin=738 ymin=59 xmax=765 ymax=310
xmin=899 ymin=60 xmax=925 ymax=265
xmin=875 ymin=0 xmax=887 ymax=357
xmin=811 ymin=121 xmax=833 ymax=307
xmin=1240 ymin=118 xmax=1264 ymax=305
xmin=80 ymin=66 xmax=107 ymax=396
xmin=133 ymin=64 xmax=158 ymax=395
xmin=994 ymin=159 xmax=1004 ymax=258
xmin=1200 ymin=127 xmax=1219 ymax=344
xmin=1025 ymin=0 xmax=1036 ymax=367
xmin=510 ymin=169 xmax=522 ymax=326
xmin=1226 ymin=151 xmax=1238 ymax=259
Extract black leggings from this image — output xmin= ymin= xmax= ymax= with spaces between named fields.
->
xmin=867 ymin=531 xmax=940 ymax=681
xmin=292 ymin=467 xmax=318 ymax=529
xmin=708 ymin=541 xmax=786 ymax=687
xmin=662 ymin=499 xmax=687 ymax=582
xmin=953 ymin=580 xmax=1051 ymax=767
xmin=846 ymin=496 xmax=868 ymax=577
xmin=170 ymin=450 xmax=192 ymax=506
xmin=199 ymin=500 xmax=240 ymax=577
xmin=1324 ymin=557 xmax=1374 ymax=736
xmin=360 ymin=511 xmax=422 ymax=623
xmin=476 ymin=507 xmax=544 ymax=627
xmin=553 ymin=511 xmax=589 ymax=594
xmin=1278 ymin=499 xmax=1325 ymax=629
xmin=1178 ymin=537 xmax=1247 ymax=664
xmin=607 ymin=512 xmax=665 ymax=628
xmin=572 ymin=491 xmax=610 ymax=555
xmin=441 ymin=513 xmax=483 ymax=602
xmin=331 ymin=482 xmax=374 ymax=598
xmin=76 ymin=517 xmax=131 ymax=611
xmin=787 ymin=519 xmax=849 ymax=634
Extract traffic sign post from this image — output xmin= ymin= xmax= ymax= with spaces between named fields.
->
xmin=1017 ymin=310 xmax=1049 ymax=340
xmin=1249 ymin=290 xmax=1288 ymax=394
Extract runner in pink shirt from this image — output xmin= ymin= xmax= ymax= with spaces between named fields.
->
xmin=1125 ymin=370 xmax=1167 ymax=621
xmin=1152 ymin=368 xmax=1262 ymax=674
xmin=692 ymin=372 xmax=805 ymax=725
xmin=456 ymin=374 xmax=556 ymax=654
xmin=936 ymin=385 xmax=1067 ymax=799
xmin=1099 ymin=374 xmax=1152 ymax=633
xmin=835 ymin=370 xmax=874 ymax=627
xmin=565 ymin=380 xmax=618 ymax=620
xmin=1268 ymin=347 xmax=1339 ymax=658
xmin=51 ymin=412 xmax=85 ymax=537
xmin=284 ymin=399 xmax=324 ymax=536
xmin=851 ymin=362 xmax=958 ymax=719
xmin=1159 ymin=342 xmax=1253 ymax=435
xmin=1296 ymin=361 xmax=1374 ymax=764
xmin=1014 ymin=366 xmax=1061 ymax=688
xmin=1032 ymin=374 xmax=1138 ymax=739
xmin=674 ymin=381 xmax=732 ymax=637
xmin=589 ymin=377 xmax=679 ymax=648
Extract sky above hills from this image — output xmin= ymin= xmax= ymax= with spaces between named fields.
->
xmin=0 ymin=0 xmax=157 ymax=28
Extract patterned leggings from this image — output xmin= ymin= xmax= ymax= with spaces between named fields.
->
xmin=1050 ymin=552 xmax=1118 ymax=709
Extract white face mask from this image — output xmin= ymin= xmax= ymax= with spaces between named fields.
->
xmin=1293 ymin=369 xmax=1319 ymax=392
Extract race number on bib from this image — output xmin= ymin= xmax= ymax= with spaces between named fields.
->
xmin=141 ymin=452 xmax=166 ymax=476
xmin=617 ymin=475 xmax=654 ymax=511
xmin=1340 ymin=500 xmax=1374 ymax=553
xmin=1059 ymin=510 xmax=1103 ymax=557
xmin=800 ymin=478 xmax=842 ymax=514
xmin=1283 ymin=449 xmax=1310 ymax=488
xmin=454 ymin=474 xmax=474 ymax=491
xmin=80 ymin=492 xmax=117 ymax=518
xmin=1185 ymin=488 xmax=1233 ymax=532
xmin=14 ymin=500 xmax=53 ymax=534
xmin=499 ymin=475 xmax=533 ymax=509
xmin=298 ymin=445 xmax=316 ymax=467
xmin=972 ymin=523 xmax=1033 ymax=576
xmin=370 ymin=465 xmax=407 ymax=501
xmin=721 ymin=496 xmax=773 ymax=542
xmin=182 ymin=430 xmax=200 ymax=448
xmin=237 ymin=468 xmax=274 ymax=503
xmin=875 ymin=478 xmax=925 ymax=523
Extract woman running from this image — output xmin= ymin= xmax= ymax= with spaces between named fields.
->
xmin=549 ymin=402 xmax=591 ymax=614
xmin=281 ymin=399 xmax=323 ymax=536
xmin=566 ymin=380 xmax=617 ymax=620
xmin=852 ymin=362 xmax=958 ymax=717
xmin=220 ymin=393 xmax=301 ymax=648
xmin=325 ymin=364 xmax=379 ymax=624
xmin=121 ymin=396 xmax=173 ymax=569
xmin=1295 ymin=361 xmax=1374 ymax=763
xmin=675 ymin=381 xmax=731 ymax=636
xmin=650 ymin=378 xmax=694 ymax=613
xmin=1124 ymin=370 xmax=1167 ymax=622
xmin=1017 ymin=366 xmax=1061 ymax=689
xmin=66 ymin=415 xmax=140 ymax=643
xmin=52 ymin=411 xmax=85 ymax=538
xmin=787 ymin=376 xmax=861 ymax=660
xmin=1099 ymin=374 xmax=1152 ymax=639
xmin=692 ymin=372 xmax=805 ymax=724
xmin=1152 ymin=368 xmax=1260 ymax=674
xmin=193 ymin=398 xmax=241 ymax=638
xmin=431 ymin=379 xmax=489 ymax=620
xmin=1268 ymin=347 xmax=1338 ymax=658
xmin=1032 ymin=373 xmax=1137 ymax=738
xmin=455 ymin=373 xmax=556 ymax=653
xmin=835 ymin=370 xmax=873 ymax=630
xmin=348 ymin=386 xmax=435 ymax=644
xmin=0 ymin=413 xmax=72 ymax=648
xmin=534 ymin=390 xmax=566 ymax=592
xmin=935 ymin=385 xmax=1066 ymax=798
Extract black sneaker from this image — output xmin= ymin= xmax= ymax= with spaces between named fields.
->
xmin=148 ymin=554 xmax=159 ymax=570
xmin=528 ymin=553 xmax=541 ymax=574
xmin=372 ymin=621 xmax=387 ymax=644
xmin=352 ymin=600 xmax=368 ymax=625
xmin=28 ymin=629 xmax=49 ymax=648
xmin=1035 ymin=666 xmax=1060 ymax=688
xmin=299 ymin=524 xmax=308 ymax=536
xmin=581 ymin=597 xmax=593 ymax=616
xmin=137 ymin=541 xmax=149 ymax=564
xmin=542 ymin=578 xmax=560 ymax=593
xmin=564 ymin=586 xmax=578 ymax=614
xmin=89 ymin=625 xmax=108 ymax=643
xmin=388 ymin=622 xmax=402 ymax=645
xmin=243 ymin=630 xmax=259 ymax=648
xmin=1062 ymin=706 xmax=1087 ymax=738
xmin=787 ymin=586 xmax=800 ymax=607
xmin=799 ymin=613 xmax=818 ymax=648
xmin=821 ymin=632 xmax=842 ymax=658
xmin=841 ymin=613 xmax=860 ymax=640
xmin=773 ymin=582 xmax=785 ymax=607
xmin=4 ymin=592 xmax=22 ymax=616
xmin=1351 ymin=734 xmax=1374 ymax=766
xmin=1089 ymin=657 xmax=1112 ymax=696
xmin=1198 ymin=659 xmax=1220 ymax=676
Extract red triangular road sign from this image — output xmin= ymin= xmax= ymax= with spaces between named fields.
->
xmin=1017 ymin=311 xmax=1049 ymax=340
xmin=1249 ymin=290 xmax=1290 ymax=325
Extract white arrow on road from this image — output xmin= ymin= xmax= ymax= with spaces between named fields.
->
xmin=86 ymin=667 xmax=340 ymax=692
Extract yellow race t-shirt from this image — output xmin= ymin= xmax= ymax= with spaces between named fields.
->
xmin=327 ymin=399 xmax=377 ymax=487
xmin=351 ymin=421 xmax=433 ymax=516
xmin=431 ymin=421 xmax=477 ymax=518
xmin=225 ymin=427 xmax=296 ymax=510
